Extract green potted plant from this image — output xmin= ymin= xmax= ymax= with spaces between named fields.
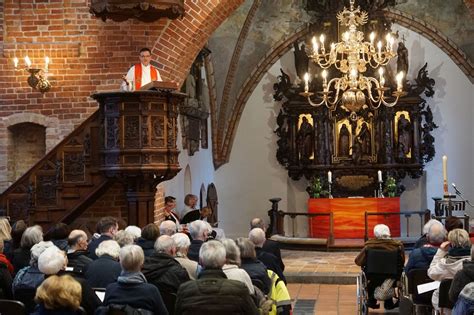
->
xmin=385 ymin=176 xmax=397 ymax=197
xmin=306 ymin=177 xmax=329 ymax=198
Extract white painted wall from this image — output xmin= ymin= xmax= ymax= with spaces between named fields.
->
xmin=215 ymin=25 xmax=474 ymax=239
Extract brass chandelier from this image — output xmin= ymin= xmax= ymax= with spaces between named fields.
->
xmin=301 ymin=0 xmax=406 ymax=120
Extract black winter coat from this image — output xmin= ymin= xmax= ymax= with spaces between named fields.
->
xmin=449 ymin=260 xmax=474 ymax=303
xmin=142 ymin=252 xmax=190 ymax=293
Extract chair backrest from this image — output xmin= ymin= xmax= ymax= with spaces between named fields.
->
xmin=407 ymin=269 xmax=434 ymax=305
xmin=438 ymin=279 xmax=454 ymax=309
xmin=0 ymin=299 xmax=26 ymax=315
xmin=13 ymin=288 xmax=36 ymax=313
xmin=365 ymin=248 xmax=401 ymax=277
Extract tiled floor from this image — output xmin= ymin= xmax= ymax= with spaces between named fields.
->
xmin=283 ymin=250 xmax=401 ymax=314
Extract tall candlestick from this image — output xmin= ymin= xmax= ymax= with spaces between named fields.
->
xmin=13 ymin=57 xmax=18 ymax=69
xmin=328 ymin=171 xmax=332 ymax=184
xmin=304 ymin=73 xmax=309 ymax=93
xmin=378 ymin=170 xmax=382 ymax=183
xmin=442 ymin=155 xmax=448 ymax=195
xmin=45 ymin=56 xmax=49 ymax=73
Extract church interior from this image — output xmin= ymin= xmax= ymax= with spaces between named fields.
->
xmin=0 ymin=0 xmax=473 ymax=314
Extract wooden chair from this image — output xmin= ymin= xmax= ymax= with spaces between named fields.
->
xmin=406 ymin=269 xmax=434 ymax=314
xmin=0 ymin=299 xmax=26 ymax=315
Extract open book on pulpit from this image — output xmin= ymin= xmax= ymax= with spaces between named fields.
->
xmin=139 ymin=81 xmax=178 ymax=91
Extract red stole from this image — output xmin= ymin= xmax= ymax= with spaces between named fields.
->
xmin=134 ymin=63 xmax=158 ymax=90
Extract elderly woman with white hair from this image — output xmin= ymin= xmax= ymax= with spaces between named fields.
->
xmin=355 ymin=224 xmax=405 ymax=310
xmin=102 ymin=245 xmax=168 ymax=315
xmin=222 ymin=238 xmax=255 ymax=294
xmin=37 ymin=245 xmax=102 ymax=315
xmin=84 ymin=240 xmax=122 ymax=288
xmin=171 ymin=232 xmax=198 ymax=280
xmin=12 ymin=225 xmax=43 ymax=272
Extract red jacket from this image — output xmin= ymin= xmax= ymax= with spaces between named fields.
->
xmin=0 ymin=253 xmax=14 ymax=274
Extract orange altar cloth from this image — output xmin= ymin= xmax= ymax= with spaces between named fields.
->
xmin=308 ymin=197 xmax=401 ymax=239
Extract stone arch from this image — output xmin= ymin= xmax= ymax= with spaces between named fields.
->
xmin=215 ymin=12 xmax=473 ymax=167
xmin=0 ymin=113 xmax=61 ymax=191
xmin=151 ymin=0 xmax=245 ymax=86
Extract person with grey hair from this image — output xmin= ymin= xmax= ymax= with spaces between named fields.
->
xmin=124 ymin=225 xmax=141 ymax=240
xmin=67 ymin=229 xmax=92 ymax=274
xmin=12 ymin=225 xmax=43 ymax=272
xmin=355 ymin=224 xmax=405 ymax=310
xmin=250 ymin=217 xmax=284 ymax=271
xmin=428 ymin=228 xmax=471 ymax=311
xmin=414 ymin=219 xmax=444 ymax=248
xmin=159 ymin=220 xmax=177 ymax=236
xmin=142 ymin=235 xmax=189 ymax=313
xmin=236 ymin=237 xmax=271 ymax=295
xmin=115 ymin=230 xmax=135 ymax=247
xmin=12 ymin=241 xmax=54 ymax=311
xmin=222 ymin=239 xmax=254 ymax=294
xmin=249 ymin=228 xmax=286 ymax=283
xmin=37 ymin=245 xmax=101 ymax=315
xmin=187 ymin=220 xmax=209 ymax=262
xmin=176 ymin=240 xmax=259 ymax=314
xmin=172 ymin=232 xmax=198 ymax=280
xmin=85 ymin=240 xmax=121 ymax=288
xmin=405 ymin=222 xmax=447 ymax=274
xmin=101 ymin=245 xmax=168 ymax=315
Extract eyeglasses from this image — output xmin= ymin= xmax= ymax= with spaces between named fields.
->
xmin=140 ymin=54 xmax=151 ymax=58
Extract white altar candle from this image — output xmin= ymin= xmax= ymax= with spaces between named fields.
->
xmin=328 ymin=171 xmax=332 ymax=184
xmin=378 ymin=170 xmax=382 ymax=182
xmin=442 ymin=155 xmax=447 ymax=183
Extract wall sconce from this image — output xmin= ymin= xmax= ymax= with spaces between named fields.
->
xmin=13 ymin=56 xmax=51 ymax=93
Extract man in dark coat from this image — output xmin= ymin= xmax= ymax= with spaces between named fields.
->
xmin=142 ymin=235 xmax=190 ymax=314
xmin=187 ymin=220 xmax=209 ymax=262
xmin=250 ymin=217 xmax=285 ymax=271
xmin=249 ymin=228 xmax=286 ymax=283
xmin=405 ymin=223 xmax=446 ymax=274
xmin=85 ymin=240 xmax=121 ymax=288
xmin=175 ymin=240 xmax=259 ymax=315
xmin=88 ymin=217 xmax=118 ymax=260
xmin=66 ymin=229 xmax=92 ymax=275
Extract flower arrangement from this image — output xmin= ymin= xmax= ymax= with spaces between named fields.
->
xmin=385 ymin=176 xmax=397 ymax=197
xmin=306 ymin=177 xmax=329 ymax=198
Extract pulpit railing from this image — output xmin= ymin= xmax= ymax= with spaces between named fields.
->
xmin=275 ymin=211 xmax=334 ymax=244
xmin=364 ymin=210 xmax=431 ymax=241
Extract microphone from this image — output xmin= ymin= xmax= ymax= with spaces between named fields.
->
xmin=452 ymin=183 xmax=461 ymax=195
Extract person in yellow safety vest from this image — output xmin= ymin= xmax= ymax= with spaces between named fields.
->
xmin=267 ymin=269 xmax=292 ymax=315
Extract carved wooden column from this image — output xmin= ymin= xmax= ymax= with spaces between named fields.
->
xmin=92 ymin=88 xmax=184 ymax=226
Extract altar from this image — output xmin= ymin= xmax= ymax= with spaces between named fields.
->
xmin=308 ymin=197 xmax=401 ymax=239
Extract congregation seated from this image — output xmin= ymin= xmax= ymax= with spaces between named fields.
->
xmin=171 ymin=233 xmax=198 ymax=280
xmin=137 ymin=223 xmax=160 ymax=257
xmin=355 ymin=224 xmax=404 ymax=310
xmin=13 ymin=225 xmax=43 ymax=272
xmin=159 ymin=220 xmax=177 ymax=236
xmin=88 ymin=217 xmax=118 ymax=260
xmin=449 ymin=246 xmax=474 ymax=304
xmin=44 ymin=223 xmax=70 ymax=252
xmin=249 ymin=227 xmax=286 ymax=283
xmin=85 ymin=240 xmax=121 ymax=288
xmin=124 ymin=225 xmax=141 ymax=241
xmin=250 ymin=217 xmax=285 ymax=271
xmin=115 ymin=230 xmax=135 ymax=247
xmin=428 ymin=228 xmax=471 ymax=312
xmin=13 ymin=241 xmax=54 ymax=312
xmin=236 ymin=237 xmax=271 ymax=295
xmin=187 ymin=220 xmax=209 ymax=262
xmin=32 ymin=274 xmax=83 ymax=315
xmin=221 ymin=238 xmax=255 ymax=295
xmin=101 ymin=245 xmax=168 ymax=315
xmin=405 ymin=221 xmax=447 ymax=274
xmin=67 ymin=230 xmax=92 ymax=275
xmin=414 ymin=219 xmax=443 ymax=249
xmin=38 ymin=245 xmax=101 ymax=315
xmin=142 ymin=235 xmax=190 ymax=299
xmin=175 ymin=240 xmax=259 ymax=315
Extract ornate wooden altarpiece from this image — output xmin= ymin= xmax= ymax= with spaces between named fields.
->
xmin=90 ymin=0 xmax=184 ymax=22
xmin=273 ymin=0 xmax=438 ymax=197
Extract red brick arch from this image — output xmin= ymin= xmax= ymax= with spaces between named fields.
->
xmin=152 ymin=0 xmax=245 ymax=85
